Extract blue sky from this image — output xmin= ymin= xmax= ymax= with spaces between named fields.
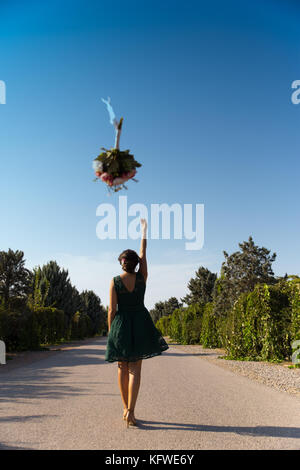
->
xmin=0 ymin=0 xmax=299 ymax=308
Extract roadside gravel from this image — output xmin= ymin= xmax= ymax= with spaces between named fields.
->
xmin=165 ymin=338 xmax=300 ymax=399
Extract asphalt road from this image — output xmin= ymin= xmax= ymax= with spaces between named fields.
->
xmin=0 ymin=337 xmax=300 ymax=450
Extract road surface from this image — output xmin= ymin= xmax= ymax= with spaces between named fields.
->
xmin=0 ymin=337 xmax=299 ymax=450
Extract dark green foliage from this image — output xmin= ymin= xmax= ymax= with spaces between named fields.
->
xmin=288 ymin=281 xmax=300 ymax=341
xmin=39 ymin=261 xmax=81 ymax=320
xmin=70 ymin=311 xmax=93 ymax=340
xmin=0 ymin=310 xmax=38 ymax=351
xmin=181 ymin=304 xmax=204 ymax=344
xmin=34 ymin=307 xmax=66 ymax=345
xmin=155 ymin=315 xmax=171 ymax=336
xmin=200 ymin=303 xmax=223 ymax=348
xmin=27 ymin=267 xmax=49 ymax=311
xmin=168 ymin=308 xmax=185 ymax=343
xmin=0 ymin=249 xmax=32 ymax=307
xmin=223 ymin=284 xmax=291 ymax=361
xmin=181 ymin=267 xmax=217 ymax=306
xmin=0 ymin=253 xmax=107 ymax=351
xmin=213 ymin=236 xmax=277 ymax=318
xmin=159 ymin=304 xmax=204 ymax=345
xmin=0 ymin=306 xmax=66 ymax=352
xmin=80 ymin=290 xmax=107 ymax=335
xmin=155 ymin=279 xmax=300 ymax=362
xmin=94 ymin=148 xmax=141 ymax=177
xmin=150 ymin=297 xmax=182 ymax=324
xmin=154 ymin=239 xmax=298 ymax=363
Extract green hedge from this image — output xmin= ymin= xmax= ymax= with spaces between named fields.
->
xmin=0 ymin=310 xmax=40 ymax=351
xmin=70 ymin=311 xmax=93 ymax=340
xmin=155 ymin=281 xmax=300 ymax=362
xmin=0 ymin=307 xmax=65 ymax=352
xmin=224 ymin=284 xmax=291 ymax=361
xmin=289 ymin=283 xmax=300 ymax=341
xmin=155 ymin=315 xmax=171 ymax=336
xmin=34 ymin=307 xmax=66 ymax=345
xmin=156 ymin=304 xmax=203 ymax=345
xmin=200 ymin=303 xmax=223 ymax=348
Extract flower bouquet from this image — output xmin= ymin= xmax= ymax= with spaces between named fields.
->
xmin=93 ymin=98 xmax=142 ymax=192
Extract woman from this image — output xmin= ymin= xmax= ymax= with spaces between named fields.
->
xmin=105 ymin=218 xmax=169 ymax=427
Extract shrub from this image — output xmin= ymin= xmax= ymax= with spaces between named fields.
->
xmin=168 ymin=308 xmax=186 ymax=343
xmin=0 ymin=307 xmax=66 ymax=351
xmin=289 ymin=283 xmax=300 ymax=342
xmin=158 ymin=304 xmax=204 ymax=344
xmin=201 ymin=303 xmax=223 ymax=348
xmin=224 ymin=284 xmax=290 ymax=361
xmin=34 ymin=307 xmax=65 ymax=344
xmin=155 ymin=315 xmax=171 ymax=336
xmin=70 ymin=311 xmax=93 ymax=340
xmin=181 ymin=304 xmax=204 ymax=344
xmin=0 ymin=309 xmax=40 ymax=351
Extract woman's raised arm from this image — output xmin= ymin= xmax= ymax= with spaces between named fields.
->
xmin=139 ymin=218 xmax=148 ymax=282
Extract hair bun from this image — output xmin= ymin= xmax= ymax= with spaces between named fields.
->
xmin=118 ymin=249 xmax=141 ymax=273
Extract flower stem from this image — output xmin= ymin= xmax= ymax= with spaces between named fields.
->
xmin=115 ymin=117 xmax=123 ymax=150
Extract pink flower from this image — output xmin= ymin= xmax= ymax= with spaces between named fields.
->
xmin=113 ymin=176 xmax=127 ymax=185
xmin=100 ymin=172 xmax=108 ymax=181
xmin=127 ymin=169 xmax=137 ymax=179
xmin=100 ymin=172 xmax=113 ymax=183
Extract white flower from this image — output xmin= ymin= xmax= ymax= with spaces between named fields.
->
xmin=93 ymin=160 xmax=103 ymax=171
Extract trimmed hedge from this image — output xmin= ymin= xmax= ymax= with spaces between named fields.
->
xmin=200 ymin=303 xmax=223 ymax=348
xmin=34 ymin=307 xmax=65 ymax=345
xmin=0 ymin=307 xmax=66 ymax=352
xmin=156 ymin=281 xmax=300 ymax=362
xmin=70 ymin=311 xmax=93 ymax=340
xmin=156 ymin=315 xmax=171 ymax=337
xmin=289 ymin=283 xmax=300 ymax=341
xmin=0 ymin=310 xmax=40 ymax=351
xmin=224 ymin=284 xmax=291 ymax=361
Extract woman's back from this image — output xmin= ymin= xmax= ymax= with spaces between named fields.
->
xmin=114 ymin=271 xmax=146 ymax=312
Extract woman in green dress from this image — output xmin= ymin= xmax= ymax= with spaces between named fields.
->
xmin=105 ymin=218 xmax=169 ymax=427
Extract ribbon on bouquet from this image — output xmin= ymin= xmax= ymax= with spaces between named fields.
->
xmin=101 ymin=97 xmax=123 ymax=149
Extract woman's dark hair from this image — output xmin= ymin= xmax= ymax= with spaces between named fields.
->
xmin=118 ymin=249 xmax=141 ymax=273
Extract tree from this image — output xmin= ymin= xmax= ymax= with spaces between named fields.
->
xmin=181 ymin=267 xmax=217 ymax=305
xmin=80 ymin=290 xmax=106 ymax=335
xmin=38 ymin=261 xmax=81 ymax=320
xmin=213 ymin=236 xmax=277 ymax=317
xmin=0 ymin=249 xmax=32 ymax=307
xmin=27 ymin=267 xmax=50 ymax=311
xmin=150 ymin=297 xmax=182 ymax=324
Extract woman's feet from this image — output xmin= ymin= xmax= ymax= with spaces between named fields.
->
xmin=125 ymin=408 xmax=137 ymax=427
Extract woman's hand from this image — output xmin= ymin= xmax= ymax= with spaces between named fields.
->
xmin=141 ymin=218 xmax=147 ymax=238
xmin=139 ymin=219 xmax=148 ymax=281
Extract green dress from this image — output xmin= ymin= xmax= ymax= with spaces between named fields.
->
xmin=105 ymin=271 xmax=169 ymax=362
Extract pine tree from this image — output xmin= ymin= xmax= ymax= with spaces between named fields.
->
xmin=0 ymin=249 xmax=32 ymax=307
xmin=181 ymin=267 xmax=217 ymax=305
xmin=213 ymin=236 xmax=276 ymax=317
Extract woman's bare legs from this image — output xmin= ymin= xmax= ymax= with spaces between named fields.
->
xmin=127 ymin=360 xmax=142 ymax=423
xmin=118 ymin=361 xmax=129 ymax=417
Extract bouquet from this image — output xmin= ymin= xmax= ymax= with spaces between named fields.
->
xmin=93 ymin=98 xmax=142 ymax=192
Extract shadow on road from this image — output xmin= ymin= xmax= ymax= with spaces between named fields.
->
xmin=136 ymin=420 xmax=300 ymax=439
xmin=0 ymin=339 xmax=112 ymax=403
xmin=0 ymin=442 xmax=33 ymax=450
